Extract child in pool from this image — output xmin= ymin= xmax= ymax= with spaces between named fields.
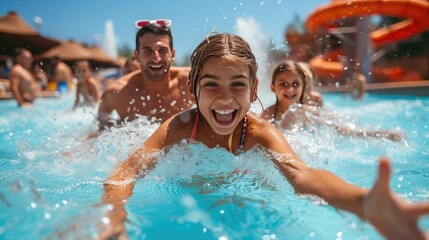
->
xmin=100 ymin=33 xmax=429 ymax=240
xmin=73 ymin=60 xmax=100 ymax=109
xmin=262 ymin=60 xmax=404 ymax=141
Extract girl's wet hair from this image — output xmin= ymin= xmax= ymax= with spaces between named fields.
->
xmin=271 ymin=60 xmax=309 ymax=104
xmin=188 ymin=33 xmax=258 ymax=103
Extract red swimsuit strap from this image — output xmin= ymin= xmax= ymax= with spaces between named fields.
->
xmin=190 ymin=112 xmax=199 ymax=140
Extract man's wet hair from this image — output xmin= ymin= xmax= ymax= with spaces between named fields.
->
xmin=135 ymin=24 xmax=173 ymax=51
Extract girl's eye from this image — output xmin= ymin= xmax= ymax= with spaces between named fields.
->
xmin=232 ymin=82 xmax=246 ymax=87
xmin=293 ymin=82 xmax=300 ymax=87
xmin=203 ymin=82 xmax=217 ymax=87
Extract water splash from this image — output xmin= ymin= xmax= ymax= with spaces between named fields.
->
xmin=235 ymin=17 xmax=273 ymax=108
xmin=102 ymin=20 xmax=118 ymax=59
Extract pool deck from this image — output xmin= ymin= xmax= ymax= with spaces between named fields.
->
xmin=316 ymin=80 xmax=429 ymax=96
xmin=0 ymin=91 xmax=59 ymax=100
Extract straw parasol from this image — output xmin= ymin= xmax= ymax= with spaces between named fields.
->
xmin=36 ymin=40 xmax=92 ymax=62
xmin=36 ymin=40 xmax=120 ymax=68
xmin=0 ymin=11 xmax=60 ymax=56
xmin=86 ymin=45 xmax=120 ymax=68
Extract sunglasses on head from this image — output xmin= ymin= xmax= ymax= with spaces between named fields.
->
xmin=135 ymin=19 xmax=172 ymax=28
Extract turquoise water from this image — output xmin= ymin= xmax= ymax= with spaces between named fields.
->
xmin=0 ymin=93 xmax=428 ymax=239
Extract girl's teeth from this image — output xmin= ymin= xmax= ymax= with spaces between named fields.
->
xmin=215 ymin=109 xmax=234 ymax=114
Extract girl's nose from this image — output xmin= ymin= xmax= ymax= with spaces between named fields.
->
xmin=217 ymin=88 xmax=233 ymax=104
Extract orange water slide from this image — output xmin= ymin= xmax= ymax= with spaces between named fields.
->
xmin=305 ymin=0 xmax=429 ymax=82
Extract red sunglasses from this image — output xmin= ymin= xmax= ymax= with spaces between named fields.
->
xmin=135 ymin=19 xmax=171 ymax=28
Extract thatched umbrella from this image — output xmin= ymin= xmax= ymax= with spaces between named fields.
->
xmin=86 ymin=45 xmax=120 ymax=68
xmin=36 ymin=41 xmax=120 ymax=69
xmin=35 ymin=40 xmax=92 ymax=62
xmin=0 ymin=11 xmax=60 ymax=55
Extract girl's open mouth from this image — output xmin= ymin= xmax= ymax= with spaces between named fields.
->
xmin=212 ymin=109 xmax=238 ymax=125
xmin=283 ymin=94 xmax=296 ymax=99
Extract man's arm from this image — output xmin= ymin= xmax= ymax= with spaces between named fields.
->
xmin=258 ymin=118 xmax=429 ymax=239
xmin=9 ymin=67 xmax=27 ymax=107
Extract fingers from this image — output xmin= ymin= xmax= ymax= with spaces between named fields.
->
xmin=408 ymin=202 xmax=429 ymax=218
xmin=376 ymin=156 xmax=391 ymax=191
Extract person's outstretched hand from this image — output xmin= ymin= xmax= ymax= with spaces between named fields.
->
xmin=364 ymin=156 xmax=429 ymax=240
xmin=98 ymin=219 xmax=128 ymax=240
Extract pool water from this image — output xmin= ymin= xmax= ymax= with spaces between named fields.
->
xmin=0 ymin=92 xmax=428 ymax=239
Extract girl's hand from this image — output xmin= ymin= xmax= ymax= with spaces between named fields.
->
xmin=98 ymin=218 xmax=128 ymax=240
xmin=364 ymin=157 xmax=429 ymax=240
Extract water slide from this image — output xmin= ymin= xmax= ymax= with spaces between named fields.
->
xmin=305 ymin=0 xmax=429 ymax=83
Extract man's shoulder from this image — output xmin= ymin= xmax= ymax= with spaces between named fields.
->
xmin=9 ymin=65 xmax=25 ymax=78
xmin=171 ymin=66 xmax=190 ymax=76
xmin=104 ymin=71 xmax=139 ymax=92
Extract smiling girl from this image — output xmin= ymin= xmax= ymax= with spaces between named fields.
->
xmin=262 ymin=60 xmax=404 ymax=141
xmin=100 ymin=33 xmax=429 ymax=240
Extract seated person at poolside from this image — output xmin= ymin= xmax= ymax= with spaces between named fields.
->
xmin=104 ymin=57 xmax=142 ymax=91
xmin=262 ymin=60 xmax=403 ymax=141
xmin=99 ymin=33 xmax=429 ymax=240
xmin=122 ymin=56 xmax=141 ymax=75
xmin=9 ymin=48 xmax=41 ymax=107
xmin=73 ymin=60 xmax=101 ymax=109
xmin=48 ymin=56 xmax=73 ymax=93
xmin=97 ymin=19 xmax=193 ymax=131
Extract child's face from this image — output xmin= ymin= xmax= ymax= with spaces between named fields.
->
xmin=271 ymin=70 xmax=304 ymax=106
xmin=197 ymin=56 xmax=252 ymax=136
xmin=74 ymin=65 xmax=90 ymax=81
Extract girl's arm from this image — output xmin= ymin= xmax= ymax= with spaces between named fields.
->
xmin=73 ymin=83 xmax=81 ymax=109
xmin=305 ymin=106 xmax=405 ymax=142
xmin=100 ymin=146 xmax=159 ymax=239
xmin=90 ymin=78 xmax=101 ymax=103
xmin=261 ymin=121 xmax=429 ymax=239
xmin=99 ymin=113 xmax=188 ymax=239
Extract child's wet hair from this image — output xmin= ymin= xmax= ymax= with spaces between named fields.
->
xmin=188 ymin=33 xmax=258 ymax=102
xmin=271 ymin=60 xmax=309 ymax=104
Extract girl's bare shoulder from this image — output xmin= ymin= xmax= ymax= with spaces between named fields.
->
xmin=246 ymin=113 xmax=284 ymax=144
xmin=144 ymin=109 xmax=196 ymax=149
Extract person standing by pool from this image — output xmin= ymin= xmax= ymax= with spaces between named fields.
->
xmin=262 ymin=60 xmax=403 ymax=141
xmin=99 ymin=33 xmax=429 ymax=240
xmin=73 ymin=60 xmax=101 ymax=109
xmin=97 ymin=19 xmax=194 ymax=131
xmin=9 ymin=48 xmax=41 ymax=107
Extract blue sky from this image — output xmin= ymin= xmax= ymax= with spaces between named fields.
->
xmin=2 ymin=0 xmax=329 ymax=61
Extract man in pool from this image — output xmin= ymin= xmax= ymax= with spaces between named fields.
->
xmin=97 ymin=19 xmax=194 ymax=131
xmin=9 ymin=48 xmax=41 ymax=107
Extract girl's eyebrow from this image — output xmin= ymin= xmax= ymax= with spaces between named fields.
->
xmin=200 ymin=74 xmax=249 ymax=80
